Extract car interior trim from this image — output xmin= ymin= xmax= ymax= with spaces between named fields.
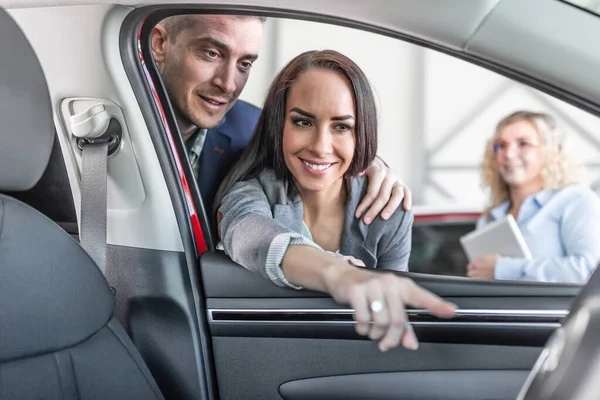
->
xmin=208 ymin=308 xmax=568 ymax=325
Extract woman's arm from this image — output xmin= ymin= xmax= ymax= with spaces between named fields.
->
xmin=219 ymin=179 xmax=456 ymax=351
xmin=494 ymin=190 xmax=600 ymax=283
xmin=219 ymin=178 xmax=321 ymax=288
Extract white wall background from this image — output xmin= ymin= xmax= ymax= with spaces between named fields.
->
xmin=239 ymin=18 xmax=600 ymax=208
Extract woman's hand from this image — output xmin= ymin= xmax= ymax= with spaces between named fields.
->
xmin=467 ymin=254 xmax=500 ymax=279
xmin=322 ymin=265 xmax=456 ymax=352
xmin=281 ymin=247 xmax=455 ymax=351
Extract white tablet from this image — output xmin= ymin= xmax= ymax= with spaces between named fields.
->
xmin=460 ymin=214 xmax=532 ymax=262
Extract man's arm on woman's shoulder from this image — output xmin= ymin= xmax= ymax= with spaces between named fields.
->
xmin=355 ymin=157 xmax=412 ymax=223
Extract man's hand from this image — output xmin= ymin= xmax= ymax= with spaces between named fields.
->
xmin=355 ymin=157 xmax=412 ymax=225
xmin=467 ymin=254 xmax=500 ymax=279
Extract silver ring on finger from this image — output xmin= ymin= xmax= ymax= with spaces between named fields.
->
xmin=370 ymin=300 xmax=384 ymax=314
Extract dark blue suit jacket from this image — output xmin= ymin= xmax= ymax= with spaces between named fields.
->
xmin=197 ymin=99 xmax=261 ymax=212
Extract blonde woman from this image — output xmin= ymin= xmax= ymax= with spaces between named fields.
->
xmin=467 ymin=110 xmax=600 ymax=283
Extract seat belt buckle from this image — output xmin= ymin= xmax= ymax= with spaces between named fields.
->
xmin=76 ymin=118 xmax=122 ymax=155
xmin=70 ymin=103 xmax=122 ymax=155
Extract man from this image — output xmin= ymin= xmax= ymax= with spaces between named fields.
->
xmin=150 ymin=14 xmax=412 ymax=225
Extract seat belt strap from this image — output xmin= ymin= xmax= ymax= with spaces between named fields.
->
xmin=69 ymin=103 xmax=121 ymax=275
xmin=80 ymin=141 xmax=108 ymax=274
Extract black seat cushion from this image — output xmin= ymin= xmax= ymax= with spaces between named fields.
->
xmin=0 ymin=195 xmax=114 ymax=361
xmin=0 ymin=196 xmax=165 ymax=400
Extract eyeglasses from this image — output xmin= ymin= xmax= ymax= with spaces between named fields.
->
xmin=492 ymin=139 xmax=539 ymax=154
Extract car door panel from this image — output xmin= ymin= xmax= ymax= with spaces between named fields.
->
xmin=212 ymin=338 xmax=537 ymax=400
xmin=278 ymin=370 xmax=529 ymax=400
xmin=200 ymin=251 xmax=579 ymax=399
xmin=201 ymin=252 xmax=580 ymax=298
xmin=106 ymin=244 xmax=213 ymax=400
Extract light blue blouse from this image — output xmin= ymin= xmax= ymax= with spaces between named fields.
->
xmin=476 ymin=184 xmax=600 ymax=283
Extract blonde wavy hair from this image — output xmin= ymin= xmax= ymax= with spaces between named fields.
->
xmin=481 ymin=110 xmax=582 ymax=216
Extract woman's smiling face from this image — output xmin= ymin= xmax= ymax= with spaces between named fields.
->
xmin=282 ymin=67 xmax=356 ymax=193
xmin=493 ymin=119 xmax=544 ymax=189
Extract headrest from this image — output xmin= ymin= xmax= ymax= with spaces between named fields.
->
xmin=0 ymin=8 xmax=55 ymax=191
xmin=0 ymin=195 xmax=115 ymax=362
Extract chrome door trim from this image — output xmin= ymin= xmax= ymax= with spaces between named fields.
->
xmin=208 ymin=308 xmax=568 ymax=328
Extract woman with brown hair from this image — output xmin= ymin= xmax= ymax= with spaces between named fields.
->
xmin=467 ymin=110 xmax=600 ymax=283
xmin=214 ymin=50 xmax=455 ymax=352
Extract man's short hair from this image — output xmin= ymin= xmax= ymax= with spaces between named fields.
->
xmin=160 ymin=15 xmax=267 ymax=42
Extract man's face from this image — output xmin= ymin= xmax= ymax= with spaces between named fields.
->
xmin=154 ymin=16 xmax=263 ymax=131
